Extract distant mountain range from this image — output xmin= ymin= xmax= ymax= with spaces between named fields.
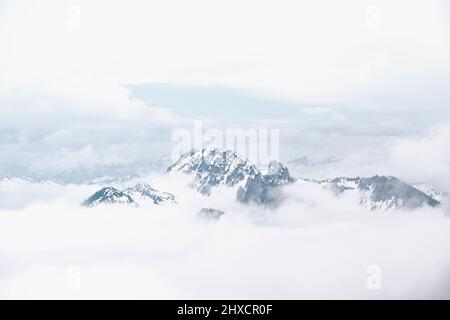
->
xmin=288 ymin=155 xmax=341 ymax=167
xmin=165 ymin=149 xmax=445 ymax=210
xmin=0 ymin=177 xmax=61 ymax=186
xmin=0 ymin=158 xmax=172 ymax=185
xmin=2 ymin=149 xmax=447 ymax=212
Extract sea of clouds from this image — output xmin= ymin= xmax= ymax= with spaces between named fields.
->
xmin=0 ymin=173 xmax=450 ymax=299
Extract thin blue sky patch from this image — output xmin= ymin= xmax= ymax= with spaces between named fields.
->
xmin=126 ymin=84 xmax=301 ymax=123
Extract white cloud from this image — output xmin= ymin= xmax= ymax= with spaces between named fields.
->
xmin=0 ymin=0 xmax=449 ymax=178
xmin=0 ymin=179 xmax=450 ymax=299
xmin=387 ymin=125 xmax=450 ymax=190
xmin=1 ymin=0 xmax=449 ymax=104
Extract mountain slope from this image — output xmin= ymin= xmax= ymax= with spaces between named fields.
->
xmin=413 ymin=184 xmax=448 ymax=203
xmin=83 ymin=183 xmax=176 ymax=207
xmin=82 ymin=187 xmax=136 ymax=207
xmin=124 ymin=183 xmax=176 ymax=204
xmin=308 ymin=176 xmax=440 ymax=210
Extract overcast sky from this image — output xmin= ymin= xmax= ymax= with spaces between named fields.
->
xmin=0 ymin=0 xmax=449 ymax=184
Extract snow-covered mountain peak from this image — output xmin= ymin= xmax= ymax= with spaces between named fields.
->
xmin=167 ymin=149 xmax=260 ymax=195
xmin=83 ymin=183 xmax=176 ymax=207
xmin=124 ymin=183 xmax=176 ymax=204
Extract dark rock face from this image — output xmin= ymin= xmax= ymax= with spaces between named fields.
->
xmin=167 ymin=149 xmax=260 ymax=195
xmin=82 ymin=187 xmax=136 ymax=207
xmin=357 ymin=176 xmax=439 ymax=210
xmin=198 ymin=208 xmax=225 ymax=219
xmin=237 ymin=161 xmax=295 ymax=206
xmin=265 ymin=161 xmax=296 ymax=186
xmin=237 ymin=173 xmax=269 ymax=205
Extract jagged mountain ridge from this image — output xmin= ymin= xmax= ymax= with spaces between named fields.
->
xmin=167 ymin=149 xmax=295 ymax=205
xmin=166 ymin=149 xmax=260 ymax=195
xmin=2 ymin=150 xmax=444 ymax=212
xmin=0 ymin=158 xmax=172 ymax=185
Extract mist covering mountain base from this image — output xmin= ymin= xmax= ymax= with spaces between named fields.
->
xmin=1 ymin=149 xmax=450 ymax=299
